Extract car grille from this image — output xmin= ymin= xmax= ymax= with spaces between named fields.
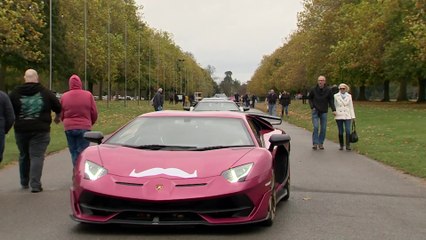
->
xmin=78 ymin=191 xmax=254 ymax=224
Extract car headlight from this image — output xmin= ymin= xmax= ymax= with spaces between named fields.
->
xmin=84 ymin=160 xmax=107 ymax=181
xmin=222 ymin=163 xmax=253 ymax=183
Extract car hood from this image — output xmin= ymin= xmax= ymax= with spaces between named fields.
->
xmin=94 ymin=145 xmax=255 ymax=179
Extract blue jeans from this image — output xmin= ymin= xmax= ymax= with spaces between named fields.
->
xmin=336 ymin=119 xmax=352 ymax=136
xmin=312 ymin=110 xmax=328 ymax=145
xmin=268 ymin=104 xmax=277 ymax=116
xmin=65 ymin=129 xmax=90 ymax=167
xmin=15 ymin=131 xmax=50 ymax=189
xmin=0 ymin=130 xmax=5 ymax=163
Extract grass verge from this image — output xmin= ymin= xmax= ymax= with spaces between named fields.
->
xmin=258 ymin=100 xmax=426 ymax=179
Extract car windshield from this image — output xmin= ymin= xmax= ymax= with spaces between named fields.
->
xmin=106 ymin=116 xmax=254 ymax=149
xmin=194 ymin=101 xmax=240 ymax=111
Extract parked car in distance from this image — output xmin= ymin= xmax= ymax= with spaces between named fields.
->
xmin=70 ymin=110 xmax=291 ymax=226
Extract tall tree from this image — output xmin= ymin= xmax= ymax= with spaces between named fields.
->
xmin=0 ymin=0 xmax=46 ymax=90
xmin=402 ymin=0 xmax=426 ymax=102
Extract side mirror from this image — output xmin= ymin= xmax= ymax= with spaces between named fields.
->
xmin=84 ymin=131 xmax=104 ymax=145
xmin=268 ymin=134 xmax=291 ymax=151
xmin=243 ymin=106 xmax=250 ymax=111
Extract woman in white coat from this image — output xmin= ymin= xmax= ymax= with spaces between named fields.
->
xmin=334 ymin=83 xmax=356 ymax=150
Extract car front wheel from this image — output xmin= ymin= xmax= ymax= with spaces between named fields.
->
xmin=261 ymin=171 xmax=276 ymax=227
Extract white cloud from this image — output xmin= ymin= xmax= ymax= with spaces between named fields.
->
xmin=136 ymin=0 xmax=303 ymax=83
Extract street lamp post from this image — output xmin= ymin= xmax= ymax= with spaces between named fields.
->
xmin=138 ymin=32 xmax=141 ymax=105
xmin=124 ymin=19 xmax=127 ymax=107
xmin=148 ymin=42 xmax=151 ymax=101
xmin=107 ymin=1 xmax=111 ymax=108
xmin=84 ymin=0 xmax=87 ymax=90
xmin=49 ymin=0 xmax=52 ymax=90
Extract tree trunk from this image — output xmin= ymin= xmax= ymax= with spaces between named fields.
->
xmin=88 ymin=81 xmax=93 ymax=93
xmin=397 ymin=79 xmax=408 ymax=101
xmin=417 ymin=77 xmax=426 ymax=103
xmin=98 ymin=79 xmax=103 ymax=100
xmin=0 ymin=62 xmax=5 ymax=91
xmin=357 ymin=85 xmax=368 ymax=101
xmin=382 ymin=80 xmax=390 ymax=102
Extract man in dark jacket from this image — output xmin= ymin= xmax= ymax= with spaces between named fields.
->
xmin=308 ymin=75 xmax=336 ymax=150
xmin=9 ymin=69 xmax=61 ymax=193
xmin=266 ymin=89 xmax=278 ymax=116
xmin=0 ymin=90 xmax=15 ymax=163
xmin=242 ymin=93 xmax=250 ymax=107
xmin=279 ymin=90 xmax=291 ymax=117
xmin=234 ymin=92 xmax=240 ymax=103
xmin=251 ymin=94 xmax=257 ymax=108
xmin=152 ymin=88 xmax=164 ymax=111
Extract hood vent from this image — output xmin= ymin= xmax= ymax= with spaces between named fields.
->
xmin=116 ymin=182 xmax=144 ymax=187
xmin=175 ymin=183 xmax=207 ymax=188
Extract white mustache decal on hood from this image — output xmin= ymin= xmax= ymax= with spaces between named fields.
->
xmin=130 ymin=168 xmax=198 ymax=178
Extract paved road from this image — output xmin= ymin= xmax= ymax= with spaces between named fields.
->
xmin=1 ymin=114 xmax=426 ymax=240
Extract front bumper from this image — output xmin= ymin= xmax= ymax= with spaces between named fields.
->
xmin=70 ymin=172 xmax=272 ymax=225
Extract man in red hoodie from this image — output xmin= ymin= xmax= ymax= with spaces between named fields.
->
xmin=60 ymin=74 xmax=98 ymax=167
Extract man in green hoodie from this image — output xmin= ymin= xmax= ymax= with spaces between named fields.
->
xmin=9 ymin=69 xmax=61 ymax=193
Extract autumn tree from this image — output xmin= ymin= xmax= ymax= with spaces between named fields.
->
xmin=0 ymin=0 xmax=46 ymax=91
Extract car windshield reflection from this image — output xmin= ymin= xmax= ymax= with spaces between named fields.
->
xmin=194 ymin=102 xmax=240 ymax=111
xmin=106 ymin=117 xmax=254 ymax=149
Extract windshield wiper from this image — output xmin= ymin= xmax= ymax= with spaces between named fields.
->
xmin=122 ymin=144 xmax=197 ymax=150
xmin=195 ymin=145 xmax=254 ymax=151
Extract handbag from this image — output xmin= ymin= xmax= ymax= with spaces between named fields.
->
xmin=350 ymin=120 xmax=358 ymax=143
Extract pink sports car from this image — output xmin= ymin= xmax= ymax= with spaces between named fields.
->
xmin=70 ymin=110 xmax=291 ymax=226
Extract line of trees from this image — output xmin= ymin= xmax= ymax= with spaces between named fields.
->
xmin=247 ymin=0 xmax=425 ymax=102
xmin=0 ymin=0 xmax=217 ymax=99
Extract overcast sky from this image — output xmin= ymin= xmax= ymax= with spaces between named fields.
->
xmin=135 ymin=0 xmax=304 ymax=83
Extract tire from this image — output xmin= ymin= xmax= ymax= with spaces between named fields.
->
xmin=261 ymin=171 xmax=276 ymax=227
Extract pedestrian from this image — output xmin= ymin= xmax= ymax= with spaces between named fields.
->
xmin=9 ymin=69 xmax=61 ymax=192
xmin=234 ymin=92 xmax=240 ymax=103
xmin=153 ymin=88 xmax=164 ymax=111
xmin=0 ymin=90 xmax=15 ymax=164
xmin=174 ymin=91 xmax=179 ymax=104
xmin=242 ymin=93 xmax=249 ymax=107
xmin=169 ymin=92 xmax=174 ymax=104
xmin=308 ymin=75 xmax=336 ymax=150
xmin=182 ymin=94 xmax=186 ymax=107
xmin=189 ymin=94 xmax=195 ymax=105
xmin=334 ymin=83 xmax=356 ymax=151
xmin=60 ymin=74 xmax=98 ymax=167
xmin=302 ymin=87 xmax=308 ymax=104
xmin=185 ymin=95 xmax=189 ymax=106
xmin=266 ymin=89 xmax=278 ymax=116
xmin=279 ymin=90 xmax=291 ymax=117
xmin=251 ymin=94 xmax=257 ymax=108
